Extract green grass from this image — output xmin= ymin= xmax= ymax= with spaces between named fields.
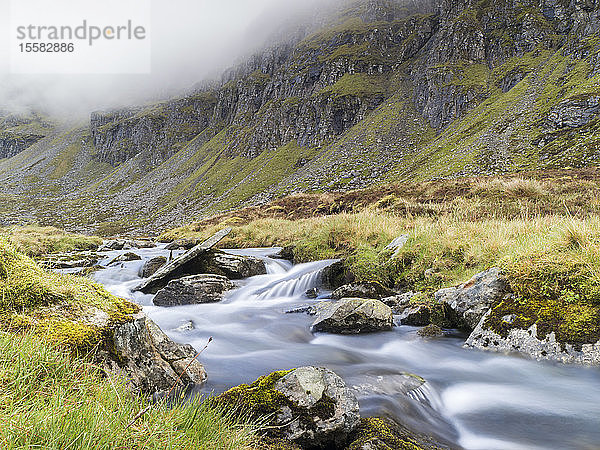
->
xmin=3 ymin=226 xmax=102 ymax=257
xmin=0 ymin=332 xmax=259 ymax=449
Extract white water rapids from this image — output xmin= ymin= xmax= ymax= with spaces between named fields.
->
xmin=92 ymin=246 xmax=600 ymax=450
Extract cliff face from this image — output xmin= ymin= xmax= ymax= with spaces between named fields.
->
xmin=1 ymin=0 xmax=599 ymax=233
xmin=0 ymin=112 xmax=51 ymax=159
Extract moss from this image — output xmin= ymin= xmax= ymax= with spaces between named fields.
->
xmin=216 ymin=370 xmax=293 ymax=417
xmin=485 ymin=252 xmax=600 ymax=349
xmin=317 ymin=74 xmax=388 ymax=99
xmin=346 ymin=418 xmax=443 ymax=450
xmin=216 ymin=369 xmax=339 ymax=442
xmin=0 ymin=237 xmax=139 ymax=353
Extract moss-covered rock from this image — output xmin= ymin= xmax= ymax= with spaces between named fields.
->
xmin=345 ymin=417 xmax=451 ymax=450
xmin=216 ymin=366 xmax=360 ymax=449
xmin=0 ymin=237 xmax=207 ymax=393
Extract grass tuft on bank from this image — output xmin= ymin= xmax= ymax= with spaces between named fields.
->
xmin=3 ymin=225 xmax=102 ymax=257
xmin=0 ymin=332 xmax=259 ymax=449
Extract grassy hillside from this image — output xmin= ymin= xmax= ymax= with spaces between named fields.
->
xmin=0 ymin=1 xmax=598 ymax=234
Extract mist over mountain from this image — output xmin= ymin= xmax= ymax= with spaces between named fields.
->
xmin=0 ymin=0 xmax=599 ymax=233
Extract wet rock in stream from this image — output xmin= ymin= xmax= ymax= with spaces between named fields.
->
xmin=153 ymin=274 xmax=234 ymax=306
xmin=311 ymin=298 xmax=394 ymax=334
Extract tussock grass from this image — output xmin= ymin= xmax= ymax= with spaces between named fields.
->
xmin=0 ymin=332 xmax=259 ymax=449
xmin=3 ymin=225 xmax=101 ymax=257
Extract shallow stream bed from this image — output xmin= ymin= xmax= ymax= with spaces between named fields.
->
xmin=93 ymin=246 xmax=600 ymax=450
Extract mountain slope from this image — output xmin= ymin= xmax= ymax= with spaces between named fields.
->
xmin=1 ymin=0 xmax=599 ymax=233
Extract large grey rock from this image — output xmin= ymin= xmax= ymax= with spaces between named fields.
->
xmin=465 ymin=310 xmax=600 ymax=365
xmin=273 ymin=367 xmax=360 ymax=448
xmin=102 ymin=313 xmax=207 ymax=393
xmin=202 ymin=251 xmax=266 ymax=279
xmin=139 ymin=256 xmax=167 ymax=278
xmin=312 ymin=298 xmax=394 ymax=334
xmin=332 ymin=281 xmax=396 ymax=300
xmin=153 ymin=274 xmax=234 ymax=306
xmin=435 ymin=268 xmax=509 ymax=330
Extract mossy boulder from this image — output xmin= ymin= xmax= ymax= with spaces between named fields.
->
xmin=312 ymin=298 xmax=394 ymax=334
xmin=216 ymin=367 xmax=360 ymax=449
xmin=345 ymin=417 xmax=454 ymax=450
xmin=466 ymin=253 xmax=600 ymax=365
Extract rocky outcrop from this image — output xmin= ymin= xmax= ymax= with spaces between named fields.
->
xmin=311 ymin=298 xmax=394 ymax=334
xmin=90 ymin=93 xmax=218 ymax=167
xmin=435 ymin=268 xmax=509 ymax=330
xmin=153 ymin=274 xmax=234 ymax=306
xmin=0 ymin=132 xmax=45 ymax=159
xmin=139 ymin=256 xmax=167 ymax=278
xmin=217 ymin=367 xmax=360 ymax=449
xmin=332 ymin=282 xmax=396 ymax=300
xmin=101 ymin=313 xmax=207 ymax=393
xmin=465 ymin=310 xmax=600 ymax=365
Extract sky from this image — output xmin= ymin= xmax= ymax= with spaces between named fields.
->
xmin=0 ymin=0 xmax=335 ymax=119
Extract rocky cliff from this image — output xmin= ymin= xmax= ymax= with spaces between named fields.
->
xmin=0 ymin=0 xmax=599 ymax=233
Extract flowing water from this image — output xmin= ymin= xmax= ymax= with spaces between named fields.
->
xmin=92 ymin=246 xmax=600 ymax=450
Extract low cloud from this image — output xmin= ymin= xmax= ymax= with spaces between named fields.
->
xmin=0 ymin=0 xmax=338 ymax=120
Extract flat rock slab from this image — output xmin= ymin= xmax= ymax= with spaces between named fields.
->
xmin=312 ymin=298 xmax=394 ymax=334
xmin=134 ymin=228 xmax=232 ymax=293
xmin=153 ymin=274 xmax=234 ymax=306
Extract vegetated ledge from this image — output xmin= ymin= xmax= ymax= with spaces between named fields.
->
xmin=0 ymin=236 xmax=206 ymax=394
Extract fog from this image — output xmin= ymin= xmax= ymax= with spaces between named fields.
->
xmin=0 ymin=0 xmax=339 ymax=119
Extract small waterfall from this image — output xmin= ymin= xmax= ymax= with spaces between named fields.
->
xmin=230 ymin=258 xmax=338 ymax=303
xmin=408 ymin=382 xmax=445 ymax=412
